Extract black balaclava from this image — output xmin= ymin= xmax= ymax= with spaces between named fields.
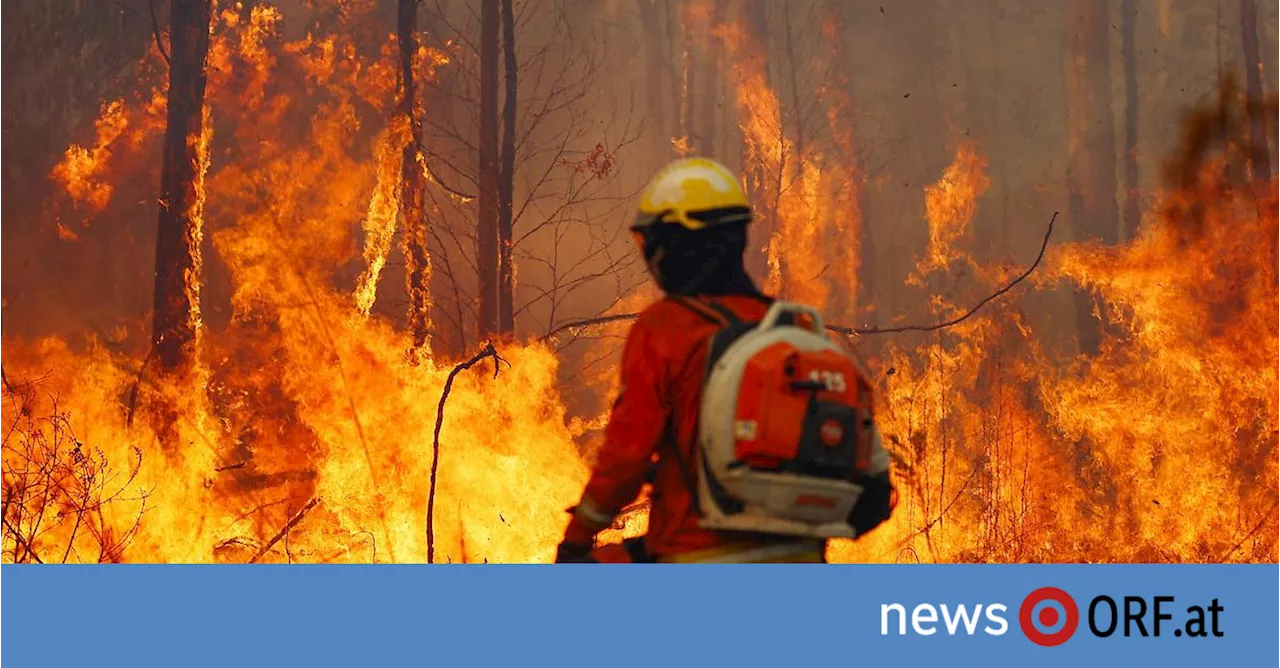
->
xmin=639 ymin=221 xmax=761 ymax=297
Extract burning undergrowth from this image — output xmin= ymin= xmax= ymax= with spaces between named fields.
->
xmin=5 ymin=1 xmax=587 ymax=564
xmin=1042 ymin=91 xmax=1278 ymax=562
xmin=831 ymin=85 xmax=1277 ymax=565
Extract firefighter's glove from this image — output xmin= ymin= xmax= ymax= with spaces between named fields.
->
xmin=554 ymin=541 xmax=592 ymax=563
xmin=849 ymin=472 xmax=896 ymax=536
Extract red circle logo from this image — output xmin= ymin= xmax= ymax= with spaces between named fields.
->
xmin=819 ymin=420 xmax=844 ymax=446
xmin=1019 ymin=587 xmax=1078 ymax=646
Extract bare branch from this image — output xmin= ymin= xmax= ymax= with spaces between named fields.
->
xmin=541 ymin=212 xmax=1057 ymax=341
xmin=148 ymin=0 xmax=171 ymax=67
xmin=125 ymin=348 xmax=155 ymax=428
xmin=831 ymin=212 xmax=1057 ymax=336
xmin=248 ymin=497 xmax=321 ymax=563
xmin=1 ymin=517 xmax=44 ymax=563
xmin=427 ymin=342 xmax=509 ymax=563
xmin=423 ymin=161 xmax=476 ymax=201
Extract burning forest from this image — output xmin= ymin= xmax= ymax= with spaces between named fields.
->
xmin=2 ymin=0 xmax=1277 ymax=564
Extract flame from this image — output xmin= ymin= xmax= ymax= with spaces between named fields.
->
xmin=56 ymin=222 xmax=81 ymax=242
xmin=219 ymin=4 xmax=283 ymax=109
xmin=670 ymin=136 xmax=694 ymax=157
xmin=5 ymin=2 xmax=1275 ymax=565
xmin=50 ymin=21 xmax=170 ymax=220
xmin=5 ymin=1 xmax=587 ymax=564
xmin=774 ymin=160 xmax=831 ymax=307
xmin=919 ymin=143 xmax=991 ymax=276
xmin=1043 ymin=172 xmax=1278 ymax=560
xmin=52 ymin=101 xmax=130 ymax=211
xmin=717 ymin=20 xmax=844 ymax=311
xmin=353 ymin=115 xmax=410 ymax=316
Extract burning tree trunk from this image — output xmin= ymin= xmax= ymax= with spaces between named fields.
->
xmin=497 ymin=0 xmax=517 ymax=335
xmin=1120 ymin=0 xmax=1140 ymax=241
xmin=1064 ymin=0 xmax=1121 ymax=356
xmin=822 ymin=1 xmax=872 ymax=324
xmin=1239 ymin=0 xmax=1271 ymax=182
xmin=477 ymin=0 xmax=501 ymax=340
xmin=399 ymin=0 xmax=433 ymax=356
xmin=152 ymin=0 xmax=212 ymax=373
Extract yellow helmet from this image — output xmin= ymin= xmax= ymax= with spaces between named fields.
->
xmin=632 ymin=157 xmax=752 ymax=230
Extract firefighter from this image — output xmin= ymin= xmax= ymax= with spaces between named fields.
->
xmin=555 ymin=157 xmax=894 ymax=564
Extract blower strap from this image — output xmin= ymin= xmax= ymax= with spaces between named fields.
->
xmin=661 ymin=293 xmax=774 ymax=516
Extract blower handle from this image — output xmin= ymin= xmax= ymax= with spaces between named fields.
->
xmin=758 ymin=301 xmax=825 ymax=335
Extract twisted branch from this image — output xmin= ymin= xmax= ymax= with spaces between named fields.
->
xmin=148 ymin=0 xmax=171 ymax=67
xmin=427 ymin=342 xmax=509 ymax=563
xmin=830 ymin=211 xmax=1057 ymax=336
xmin=542 ymin=213 xmax=1057 ymax=341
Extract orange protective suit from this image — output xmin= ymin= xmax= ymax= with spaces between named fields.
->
xmin=562 ymin=294 xmax=826 ymax=563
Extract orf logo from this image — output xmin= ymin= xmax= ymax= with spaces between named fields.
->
xmin=1020 ymin=587 xmax=1079 ymax=646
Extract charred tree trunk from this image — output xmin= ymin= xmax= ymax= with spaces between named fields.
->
xmin=663 ymin=0 xmax=680 ymax=141
xmin=1244 ymin=0 xmax=1280 ymax=282
xmin=1264 ymin=5 xmax=1280 ymax=175
xmin=698 ymin=0 xmax=725 ymax=155
xmin=1239 ymin=0 xmax=1271 ymax=182
xmin=477 ymin=0 xmax=500 ymax=340
xmin=743 ymin=0 xmax=769 ymax=54
xmin=781 ymin=3 xmax=805 ymax=157
xmin=399 ymin=0 xmax=432 ymax=357
xmin=1064 ymin=0 xmax=1120 ymax=356
xmin=963 ymin=1 xmax=1012 ymax=257
xmin=738 ymin=0 xmax=772 ymax=281
xmin=152 ymin=0 xmax=212 ymax=373
xmin=497 ymin=0 xmax=517 ymax=335
xmin=637 ymin=0 xmax=669 ymax=157
xmin=680 ymin=0 xmax=696 ymax=148
xmin=1120 ymin=0 xmax=1140 ymax=241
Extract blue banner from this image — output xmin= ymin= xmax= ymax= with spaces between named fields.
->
xmin=3 ymin=565 xmax=1276 ymax=666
